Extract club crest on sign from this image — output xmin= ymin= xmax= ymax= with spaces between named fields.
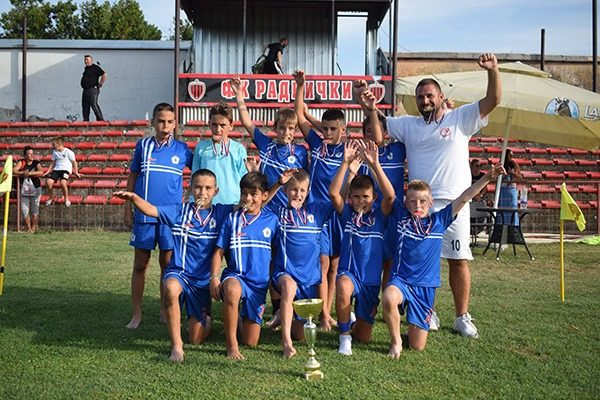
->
xmin=368 ymin=82 xmax=385 ymax=104
xmin=545 ymin=97 xmax=579 ymax=119
xmin=188 ymin=79 xmax=206 ymax=102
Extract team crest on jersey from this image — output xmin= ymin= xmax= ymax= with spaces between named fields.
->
xmin=287 ymin=155 xmax=296 ymax=164
xmin=131 ymin=233 xmax=136 ymax=241
xmin=263 ymin=227 xmax=272 ymax=237
xmin=209 ymin=218 xmax=216 ymax=228
xmin=171 ymin=155 xmax=180 ymax=164
xmin=308 ymin=214 xmax=314 ymax=223
xmin=387 ymin=152 xmax=393 ymax=160
xmin=439 ymin=127 xmax=451 ymax=137
xmin=335 ymin=152 xmax=342 ymax=158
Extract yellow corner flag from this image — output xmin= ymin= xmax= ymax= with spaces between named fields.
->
xmin=560 ymin=183 xmax=586 ymax=232
xmin=1 ymin=155 xmax=13 ymax=295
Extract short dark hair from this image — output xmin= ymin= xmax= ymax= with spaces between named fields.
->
xmin=240 ymin=172 xmax=269 ymax=193
xmin=470 ymin=159 xmax=481 ymax=167
xmin=322 ymin=109 xmax=346 ymax=125
xmin=350 ymin=174 xmax=375 ymax=193
xmin=23 ymin=145 xmax=33 ymax=155
xmin=415 ymin=78 xmax=442 ymax=94
xmin=209 ymin=102 xmax=233 ymax=123
xmin=362 ymin=113 xmax=386 ymax=134
xmin=52 ymin=136 xmax=64 ymax=144
xmin=191 ymin=168 xmax=217 ymax=183
xmin=152 ymin=102 xmax=175 ymax=119
xmin=84 ymin=54 xmax=92 ymax=59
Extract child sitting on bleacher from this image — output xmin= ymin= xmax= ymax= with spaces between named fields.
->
xmin=42 ymin=135 xmax=80 ymax=207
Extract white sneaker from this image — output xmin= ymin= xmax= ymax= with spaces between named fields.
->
xmin=453 ymin=313 xmax=479 ymax=338
xmin=65 ymin=199 xmax=71 ymax=208
xmin=338 ymin=334 xmax=352 ymax=355
xmin=429 ymin=310 xmax=440 ymax=331
xmin=350 ymin=311 xmax=356 ymax=327
xmin=45 ymin=199 xmax=53 ymax=206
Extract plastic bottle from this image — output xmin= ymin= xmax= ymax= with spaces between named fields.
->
xmin=520 ymin=186 xmax=528 ymax=209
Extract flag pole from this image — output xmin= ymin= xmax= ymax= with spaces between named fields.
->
xmin=0 ymin=190 xmax=9 ymax=295
xmin=559 ymin=219 xmax=565 ymax=302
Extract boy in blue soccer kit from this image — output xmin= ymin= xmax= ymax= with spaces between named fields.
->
xmin=210 ymin=172 xmax=290 ymax=360
xmin=383 ymin=163 xmax=505 ymax=357
xmin=330 ymin=140 xmax=396 ymax=356
xmin=191 ymin=102 xmax=248 ymax=205
xmin=271 ymin=169 xmax=333 ymax=358
xmin=124 ymin=103 xmax=193 ymax=329
xmin=115 ymin=169 xmax=232 ymax=362
xmin=294 ymin=70 xmax=346 ymax=330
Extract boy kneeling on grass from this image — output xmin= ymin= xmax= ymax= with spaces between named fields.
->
xmin=383 ymin=163 xmax=506 ymax=358
xmin=114 ymin=169 xmax=233 ymax=362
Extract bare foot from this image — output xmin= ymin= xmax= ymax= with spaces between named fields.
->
xmin=265 ymin=310 xmax=281 ymax=331
xmin=169 ymin=347 xmax=185 ymax=362
xmin=126 ymin=316 xmax=142 ymax=329
xmin=320 ymin=317 xmax=332 ymax=331
xmin=227 ymin=346 xmax=245 ymax=360
xmin=282 ymin=343 xmax=297 ymax=359
xmin=387 ymin=341 xmax=402 ymax=359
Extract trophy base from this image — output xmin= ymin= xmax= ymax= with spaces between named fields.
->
xmin=304 ymin=370 xmax=324 ymax=381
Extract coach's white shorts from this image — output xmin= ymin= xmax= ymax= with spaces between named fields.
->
xmin=432 ymin=199 xmax=473 ymax=261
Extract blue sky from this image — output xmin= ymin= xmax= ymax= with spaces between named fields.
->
xmin=1 ymin=0 xmax=595 ymax=74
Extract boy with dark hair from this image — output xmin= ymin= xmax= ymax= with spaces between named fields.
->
xmin=43 ymin=136 xmax=80 ymax=207
xmin=124 ymin=102 xmax=193 ymax=329
xmin=192 ymin=101 xmax=248 ymax=204
xmin=329 ymin=140 xmax=396 ymax=356
xmin=293 ymin=70 xmax=347 ymax=330
xmin=114 ymin=169 xmax=232 ymax=362
xmin=383 ymin=164 xmax=506 ymax=358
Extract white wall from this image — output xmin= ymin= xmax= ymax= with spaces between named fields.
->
xmin=0 ymin=39 xmax=190 ymax=121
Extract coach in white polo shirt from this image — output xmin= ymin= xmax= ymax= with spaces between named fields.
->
xmin=384 ymin=53 xmax=501 ymax=338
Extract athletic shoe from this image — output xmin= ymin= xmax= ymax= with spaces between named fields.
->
xmin=350 ymin=311 xmax=356 ymax=327
xmin=453 ymin=313 xmax=479 ymax=338
xmin=429 ymin=310 xmax=440 ymax=332
xmin=65 ymin=199 xmax=71 ymax=208
xmin=45 ymin=199 xmax=53 ymax=206
xmin=338 ymin=334 xmax=352 ymax=356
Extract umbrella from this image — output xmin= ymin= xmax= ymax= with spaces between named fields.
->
xmin=395 ymin=62 xmax=600 ymax=205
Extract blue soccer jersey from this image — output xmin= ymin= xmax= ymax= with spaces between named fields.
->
xmin=391 ymin=202 xmax=455 ymax=287
xmin=253 ymin=128 xmax=308 ymax=211
xmin=337 ymin=204 xmax=387 ymax=286
xmin=216 ymin=208 xmax=279 ymax=288
xmin=130 ymin=136 xmax=193 ymax=223
xmin=273 ymin=202 xmax=333 ymax=286
xmin=157 ymin=203 xmax=231 ymax=286
xmin=305 ymin=129 xmax=345 ymax=204
xmin=358 ymin=141 xmax=406 ymax=206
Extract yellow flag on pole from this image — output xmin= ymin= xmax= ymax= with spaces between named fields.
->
xmin=560 ymin=183 xmax=586 ymax=232
xmin=0 ymin=155 xmax=12 ymax=194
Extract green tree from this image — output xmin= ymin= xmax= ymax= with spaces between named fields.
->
xmin=0 ymin=0 xmax=53 ymax=38
xmin=49 ymin=1 xmax=81 ymax=39
xmin=169 ymin=17 xmax=193 ymax=41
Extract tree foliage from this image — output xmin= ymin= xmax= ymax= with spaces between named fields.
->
xmin=0 ymin=0 xmax=162 ymax=40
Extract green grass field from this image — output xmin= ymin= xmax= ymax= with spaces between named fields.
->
xmin=0 ymin=231 xmax=598 ymax=399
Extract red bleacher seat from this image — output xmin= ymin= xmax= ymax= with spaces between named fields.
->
xmin=564 ymin=171 xmax=587 ymax=179
xmin=513 ymin=158 xmax=532 ymax=166
xmin=575 ymin=159 xmax=596 ymax=166
xmin=469 ymin=137 xmax=477 ymax=143
xmin=117 ymin=180 xmax=128 ymax=188
xmin=556 ymin=185 xmax=579 ymax=193
xmin=578 ymin=185 xmax=598 ymax=193
xmin=484 ymin=146 xmax=502 ymax=153
xmin=87 ymin=154 xmax=108 ymax=162
xmin=541 ymin=171 xmax=564 ymax=179
xmin=31 ymin=143 xmax=52 ymax=150
xmin=553 ymin=159 xmax=576 ymax=167
xmin=108 ymin=120 xmax=130 ymax=127
xmin=567 ymin=148 xmax=588 ymax=155
xmin=469 ymin=146 xmax=484 ymax=153
xmin=75 ymin=154 xmax=85 ymax=162
xmin=74 ymin=142 xmax=96 ymax=150
xmin=526 ymin=200 xmax=542 ymax=209
xmin=70 ymin=180 xmax=94 ymax=188
xmin=124 ymin=130 xmax=145 ymax=137
xmin=81 ymin=131 xmax=104 ymax=137
xmin=118 ymin=142 xmax=136 ymax=149
xmin=486 ymin=184 xmax=497 ymax=193
xmin=94 ymin=180 xmax=119 ymax=188
xmin=510 ymin=148 xmax=526 ymax=154
xmin=183 ymin=130 xmax=203 ymax=137
xmin=541 ymin=200 xmax=561 ymax=208
xmin=229 ymin=131 xmax=247 ymax=139
xmin=1 ymin=131 xmax=25 ymax=137
xmin=130 ymin=120 xmax=150 ymax=127
xmin=48 ymin=121 xmax=70 ymax=128
xmin=578 ymin=202 xmax=592 ymax=209
xmin=108 ymin=196 xmax=126 ymax=205
xmin=590 ymin=200 xmax=598 ymax=208
xmin=479 ymin=137 xmax=498 ymax=143
xmin=109 ymin=154 xmax=131 ymax=162
xmin=104 ymin=130 xmax=123 ymax=137
xmin=525 ymin=147 xmax=546 ymax=154
xmin=79 ymin=167 xmax=102 ymax=175
xmin=49 ymin=195 xmax=83 ymax=205
xmin=84 ymin=195 xmax=107 ymax=205
xmin=547 ymin=148 xmax=568 ymax=155
xmin=102 ymin=167 xmax=126 ymax=175
xmin=0 ymin=144 xmax=10 ymax=150
xmin=0 ymin=122 xmax=10 ymax=128
xmin=531 ymin=158 xmax=553 ymax=166
xmin=587 ymin=171 xmax=600 ymax=179
xmin=187 ymin=142 xmax=197 ymax=150
xmin=531 ymin=185 xmax=555 ymax=193
xmin=41 ymin=154 xmax=52 ymax=162
xmin=97 ymin=142 xmax=117 ymax=150
xmin=488 ymin=157 xmax=500 ymax=165
xmin=186 ymin=120 xmax=207 ymax=127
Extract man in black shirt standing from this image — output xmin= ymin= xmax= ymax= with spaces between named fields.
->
xmin=264 ymin=37 xmax=288 ymax=74
xmin=81 ymin=54 xmax=106 ymax=121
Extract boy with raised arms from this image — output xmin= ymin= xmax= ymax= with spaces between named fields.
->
xmin=329 ymin=140 xmax=396 ymax=356
xmin=383 ymin=163 xmax=505 ymax=358
xmin=114 ymin=169 xmax=231 ymax=362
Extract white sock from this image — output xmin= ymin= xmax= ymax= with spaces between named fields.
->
xmin=338 ymin=334 xmax=352 ymax=355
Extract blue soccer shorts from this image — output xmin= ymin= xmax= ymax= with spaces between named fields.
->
xmin=388 ymin=276 xmax=436 ymax=331
xmin=221 ymin=273 xmax=267 ymax=325
xmin=163 ymin=270 xmax=211 ymax=325
xmin=338 ymin=272 xmax=380 ymax=326
xmin=130 ymin=221 xmax=174 ymax=251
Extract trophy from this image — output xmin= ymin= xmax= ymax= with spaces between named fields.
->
xmin=292 ymin=298 xmax=324 ymax=381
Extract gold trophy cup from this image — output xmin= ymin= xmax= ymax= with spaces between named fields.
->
xmin=292 ymin=298 xmax=324 ymax=381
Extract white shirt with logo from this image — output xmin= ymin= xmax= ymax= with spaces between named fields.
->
xmin=52 ymin=147 xmax=76 ymax=173
xmin=386 ymin=102 xmax=487 ymax=199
